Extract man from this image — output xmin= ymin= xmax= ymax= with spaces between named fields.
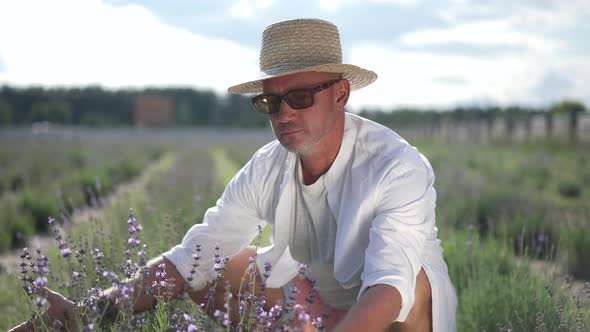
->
xmin=11 ymin=18 xmax=456 ymax=331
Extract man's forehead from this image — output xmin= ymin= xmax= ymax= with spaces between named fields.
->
xmin=262 ymin=71 xmax=341 ymax=93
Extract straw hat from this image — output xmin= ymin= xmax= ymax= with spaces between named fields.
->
xmin=228 ymin=18 xmax=377 ymax=94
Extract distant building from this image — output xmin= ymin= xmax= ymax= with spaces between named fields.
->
xmin=134 ymin=94 xmax=174 ymax=127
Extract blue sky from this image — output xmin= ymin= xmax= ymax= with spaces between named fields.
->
xmin=0 ymin=0 xmax=588 ymax=110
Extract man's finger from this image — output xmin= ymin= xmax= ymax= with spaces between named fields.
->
xmin=293 ymin=304 xmax=316 ymax=332
xmin=40 ymin=287 xmax=67 ymax=304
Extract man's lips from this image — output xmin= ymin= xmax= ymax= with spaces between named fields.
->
xmin=277 ymin=122 xmax=305 ymax=138
xmin=280 ymin=128 xmax=304 ymax=136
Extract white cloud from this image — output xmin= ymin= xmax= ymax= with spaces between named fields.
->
xmin=400 ymin=19 xmax=563 ymax=54
xmin=0 ymin=0 xmax=259 ymax=92
xmin=320 ymin=0 xmax=417 ymax=12
xmin=229 ymin=0 xmax=274 ymax=18
xmin=230 ymin=0 xmax=253 ymax=18
xmin=440 ymin=0 xmax=590 ymax=31
xmin=346 ymin=41 xmax=590 ymax=110
xmin=369 ymin=0 xmax=420 ymax=6
xmin=257 ymin=0 xmax=275 ymax=9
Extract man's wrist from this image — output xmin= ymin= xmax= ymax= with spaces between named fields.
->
xmin=95 ymin=295 xmax=119 ymax=325
xmin=78 ymin=295 xmax=119 ymax=327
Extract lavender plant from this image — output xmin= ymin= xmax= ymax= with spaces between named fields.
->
xmin=14 ymin=212 xmax=319 ymax=332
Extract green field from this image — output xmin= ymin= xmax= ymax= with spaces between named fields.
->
xmin=0 ymin=129 xmax=588 ymax=331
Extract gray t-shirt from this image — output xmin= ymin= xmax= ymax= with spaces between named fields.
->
xmin=288 ymin=159 xmax=361 ymax=310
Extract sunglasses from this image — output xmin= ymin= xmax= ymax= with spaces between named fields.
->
xmin=251 ymin=79 xmax=341 ymax=114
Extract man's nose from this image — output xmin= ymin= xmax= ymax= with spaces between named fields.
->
xmin=274 ymin=99 xmax=298 ymax=123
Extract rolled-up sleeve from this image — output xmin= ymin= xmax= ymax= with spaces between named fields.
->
xmin=359 ymin=161 xmax=436 ymax=322
xmin=163 ymin=154 xmax=268 ymax=291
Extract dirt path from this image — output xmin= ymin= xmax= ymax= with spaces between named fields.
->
xmin=0 ymin=152 xmax=177 ymax=274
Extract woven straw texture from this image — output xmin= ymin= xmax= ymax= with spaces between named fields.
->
xmin=228 ymin=18 xmax=377 ymax=94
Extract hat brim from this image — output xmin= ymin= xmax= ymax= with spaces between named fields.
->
xmin=227 ymin=63 xmax=377 ymax=94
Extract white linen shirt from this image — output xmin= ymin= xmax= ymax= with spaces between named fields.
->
xmin=163 ymin=113 xmax=457 ymax=331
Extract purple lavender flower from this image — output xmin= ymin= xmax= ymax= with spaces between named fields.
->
xmin=183 ymin=313 xmax=195 ymax=323
xmin=298 ymin=312 xmax=311 ymax=322
xmin=152 ymin=263 xmax=168 ymax=289
xmin=127 ymin=238 xmax=141 ymax=247
xmin=128 ymin=225 xmax=137 ymax=234
xmin=23 ymin=285 xmax=33 ymax=295
xmin=156 ymin=264 xmax=167 ymax=278
xmin=247 ymin=261 xmax=256 ymax=277
xmin=189 ymin=244 xmax=202 ymax=274
xmin=222 ymin=312 xmax=230 ymax=327
xmin=224 ymin=280 xmax=233 ymax=309
xmin=33 ymin=276 xmax=48 ymax=288
xmin=92 ymin=249 xmax=104 ymax=259
xmin=20 ymin=247 xmax=30 ymax=259
xmin=306 ymin=277 xmax=317 ymax=305
xmin=127 ymin=214 xmax=136 ymax=225
xmin=37 ymin=255 xmax=49 ymax=268
xmin=121 ymin=283 xmax=133 ymax=299
xmin=34 ymin=295 xmax=47 ymax=309
xmin=313 ymin=316 xmax=325 ymax=331
xmin=60 ymin=247 xmax=72 ymax=257
xmin=137 ymin=244 xmax=148 ymax=267
xmin=298 ymin=264 xmax=307 ymax=275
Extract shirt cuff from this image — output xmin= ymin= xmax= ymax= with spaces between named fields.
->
xmin=162 ymin=244 xmax=211 ymax=291
xmin=358 ymin=274 xmax=414 ymax=323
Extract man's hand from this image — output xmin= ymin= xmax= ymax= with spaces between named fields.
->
xmin=8 ymin=287 xmax=78 ymax=332
xmin=40 ymin=287 xmax=80 ymax=330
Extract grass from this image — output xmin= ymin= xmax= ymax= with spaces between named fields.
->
xmin=444 ymin=230 xmax=589 ymax=331
xmin=418 ymin=140 xmax=590 ymax=279
xmin=0 ymin=134 xmax=167 ymax=253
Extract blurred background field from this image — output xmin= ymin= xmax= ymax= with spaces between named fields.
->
xmin=0 ymin=126 xmax=588 ymax=331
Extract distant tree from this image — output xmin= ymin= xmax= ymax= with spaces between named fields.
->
xmin=29 ymin=100 xmax=72 ymax=124
xmin=550 ymin=100 xmax=586 ymax=143
xmin=0 ymin=97 xmax=12 ymax=125
xmin=550 ymin=100 xmax=586 ymax=113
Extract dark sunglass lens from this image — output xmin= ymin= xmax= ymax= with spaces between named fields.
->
xmin=285 ymin=90 xmax=313 ymax=109
xmin=253 ymin=95 xmax=281 ymax=114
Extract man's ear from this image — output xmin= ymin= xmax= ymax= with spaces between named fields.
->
xmin=335 ymin=79 xmax=350 ymax=111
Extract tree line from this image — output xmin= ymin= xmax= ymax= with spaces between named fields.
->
xmin=0 ymin=85 xmax=586 ymax=128
xmin=0 ymin=86 xmax=267 ymax=128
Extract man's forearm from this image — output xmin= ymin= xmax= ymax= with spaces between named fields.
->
xmin=333 ymin=284 xmax=401 ymax=332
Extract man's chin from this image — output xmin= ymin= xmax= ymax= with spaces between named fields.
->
xmin=279 ymin=141 xmax=298 ymax=152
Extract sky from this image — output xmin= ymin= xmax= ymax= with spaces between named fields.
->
xmin=0 ymin=0 xmax=589 ymax=111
